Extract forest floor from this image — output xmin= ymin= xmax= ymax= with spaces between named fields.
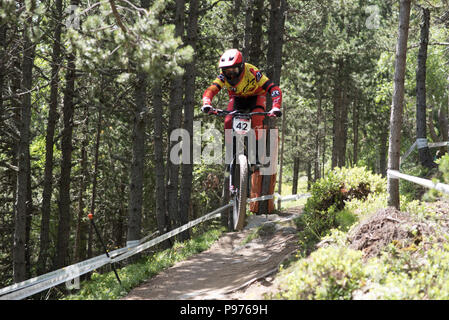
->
xmin=122 ymin=207 xmax=303 ymax=300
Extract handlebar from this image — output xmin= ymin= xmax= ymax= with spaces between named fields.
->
xmin=207 ymin=108 xmax=272 ymax=117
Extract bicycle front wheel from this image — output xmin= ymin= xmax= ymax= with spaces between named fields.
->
xmin=233 ymin=154 xmax=248 ymax=231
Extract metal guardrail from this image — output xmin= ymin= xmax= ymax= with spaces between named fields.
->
xmin=0 ymin=192 xmax=310 ymax=300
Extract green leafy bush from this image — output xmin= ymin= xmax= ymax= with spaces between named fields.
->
xmin=274 ymin=245 xmax=367 ymax=300
xmin=275 ymin=195 xmax=449 ymax=300
xmin=356 ymin=243 xmax=449 ymax=300
xmin=297 ymin=166 xmax=385 ymax=243
xmin=436 ymin=154 xmax=449 ymax=184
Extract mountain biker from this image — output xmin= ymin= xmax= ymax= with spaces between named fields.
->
xmin=201 ymin=49 xmax=283 ymax=144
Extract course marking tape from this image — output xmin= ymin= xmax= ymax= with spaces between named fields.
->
xmin=388 ymin=169 xmax=449 ymax=194
xmin=0 ymin=192 xmax=309 ymax=300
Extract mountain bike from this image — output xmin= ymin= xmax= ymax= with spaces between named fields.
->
xmin=208 ymin=108 xmax=273 ymax=231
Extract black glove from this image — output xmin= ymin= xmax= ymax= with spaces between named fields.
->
xmin=202 ymin=105 xmax=212 ymax=114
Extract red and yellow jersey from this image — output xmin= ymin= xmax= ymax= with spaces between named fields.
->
xmin=203 ymin=63 xmax=282 ymax=109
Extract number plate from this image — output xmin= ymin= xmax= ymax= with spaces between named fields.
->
xmin=233 ymin=118 xmax=251 ymax=134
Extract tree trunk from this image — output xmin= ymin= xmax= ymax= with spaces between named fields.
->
xmin=331 ymin=61 xmax=348 ymax=168
xmin=306 ymin=162 xmax=312 ymax=191
xmin=249 ymin=0 xmax=264 ymax=66
xmin=166 ymin=0 xmax=185 ymax=229
xmin=242 ymin=0 xmax=253 ymax=61
xmin=55 ymin=44 xmax=76 ymax=269
xmin=379 ymin=126 xmax=388 ymax=177
xmin=38 ymin=0 xmax=62 ymax=274
xmin=115 ymin=182 xmax=126 ymax=248
xmin=322 ymin=100 xmax=327 ymax=178
xmin=416 ymin=7 xmax=435 ymax=168
xmin=387 ymin=0 xmax=411 ymax=209
xmin=152 ymin=82 xmax=170 ymax=249
xmin=438 ymin=103 xmax=448 ymax=156
xmin=353 ymin=99 xmax=359 ymax=166
xmin=88 ymin=102 xmax=102 ymax=258
xmin=25 ymin=157 xmax=32 ymax=279
xmin=258 ymin=0 xmax=286 ymax=214
xmin=74 ymin=105 xmax=89 ymax=262
xmin=13 ymin=21 xmax=35 ymax=283
xmin=315 ymin=84 xmax=322 ymax=180
xmin=0 ymin=23 xmax=6 ymax=119
xmin=292 ymin=156 xmax=300 ymax=195
xmin=126 ymin=0 xmax=151 ymax=245
xmin=127 ymin=72 xmax=147 ymax=244
xmin=179 ymin=0 xmax=199 ymax=241
xmin=232 ymin=0 xmax=242 ymax=49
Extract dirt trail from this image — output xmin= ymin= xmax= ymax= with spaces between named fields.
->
xmin=122 ymin=208 xmax=302 ymax=300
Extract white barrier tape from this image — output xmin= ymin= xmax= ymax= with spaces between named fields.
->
xmin=0 ymin=257 xmax=111 ymax=300
xmin=247 ymin=194 xmax=274 ymax=203
xmin=0 ymin=192 xmax=309 ymax=300
xmin=138 ymin=230 xmax=160 ymax=245
xmin=428 ymin=141 xmax=449 ymax=148
xmin=388 ymin=170 xmax=449 ymax=194
xmin=0 ymin=246 xmax=129 ymax=298
xmin=277 ymin=193 xmax=311 ymax=202
xmin=112 ymin=203 xmax=233 ymax=263
xmin=247 ymin=193 xmax=310 ymax=203
xmin=0 ymin=203 xmax=232 ymax=300
xmin=401 ymin=140 xmax=449 ymax=165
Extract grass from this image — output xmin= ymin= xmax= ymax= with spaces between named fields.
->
xmin=62 ymin=225 xmax=225 ymax=300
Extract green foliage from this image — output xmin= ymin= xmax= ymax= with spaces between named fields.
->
xmin=345 ymin=192 xmax=388 ymax=222
xmin=3 ymin=0 xmax=449 ymax=296
xmin=399 ymin=165 xmax=436 ymax=202
xmin=68 ymin=0 xmax=193 ymax=80
xmin=437 ymin=154 xmax=449 ymax=184
xmin=275 ymin=246 xmax=366 ymax=300
xmin=357 ymin=244 xmax=449 ymax=299
xmin=298 ymin=166 xmax=385 ymax=240
xmin=63 ymin=227 xmax=224 ymax=300
xmin=408 ymin=155 xmax=449 ymax=203
xmin=273 ymin=193 xmax=449 ymax=300
xmin=335 ymin=209 xmax=357 ymax=232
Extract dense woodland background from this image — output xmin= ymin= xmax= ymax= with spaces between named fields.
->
xmin=1 ymin=0 xmax=449 ymax=289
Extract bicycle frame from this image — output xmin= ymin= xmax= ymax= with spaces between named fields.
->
xmin=209 ymin=108 xmax=272 ymax=230
xmin=211 ymin=109 xmax=270 ymax=188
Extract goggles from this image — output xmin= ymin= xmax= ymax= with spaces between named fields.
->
xmin=222 ymin=66 xmax=240 ymax=79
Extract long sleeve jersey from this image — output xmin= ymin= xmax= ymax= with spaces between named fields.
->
xmin=202 ymin=63 xmax=282 ymax=109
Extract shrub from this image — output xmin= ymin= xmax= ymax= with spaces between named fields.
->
xmin=297 ymin=166 xmax=386 ymax=242
xmin=357 ymin=243 xmax=449 ymax=300
xmin=274 ymin=246 xmax=366 ymax=300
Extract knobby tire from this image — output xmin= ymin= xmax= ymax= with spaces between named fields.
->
xmin=233 ymin=154 xmax=248 ymax=231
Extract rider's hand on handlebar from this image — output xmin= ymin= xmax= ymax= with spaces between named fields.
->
xmin=268 ymin=107 xmax=282 ymax=117
xmin=201 ymin=105 xmax=214 ymax=114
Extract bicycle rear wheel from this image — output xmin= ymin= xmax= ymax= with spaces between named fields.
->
xmin=233 ymin=154 xmax=248 ymax=231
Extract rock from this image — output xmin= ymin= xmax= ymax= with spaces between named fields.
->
xmin=258 ymin=222 xmax=277 ymax=236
